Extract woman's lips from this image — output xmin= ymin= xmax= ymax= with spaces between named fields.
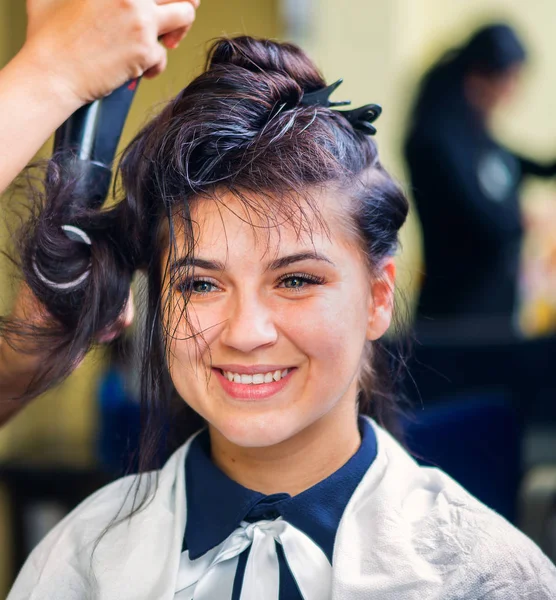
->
xmin=213 ymin=367 xmax=295 ymax=400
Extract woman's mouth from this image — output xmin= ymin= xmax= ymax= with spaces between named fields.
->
xmin=213 ymin=367 xmax=295 ymax=400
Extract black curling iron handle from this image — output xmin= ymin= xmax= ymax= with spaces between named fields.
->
xmin=53 ymin=79 xmax=140 ymax=209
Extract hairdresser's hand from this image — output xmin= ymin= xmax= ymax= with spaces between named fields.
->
xmin=10 ymin=283 xmax=135 ymax=347
xmin=96 ymin=291 xmax=136 ymax=344
xmin=0 ymin=0 xmax=198 ymax=193
xmin=22 ymin=0 xmax=199 ymax=105
xmin=0 ymin=284 xmax=135 ymax=425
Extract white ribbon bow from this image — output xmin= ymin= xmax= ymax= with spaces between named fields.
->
xmin=175 ymin=518 xmax=332 ymax=600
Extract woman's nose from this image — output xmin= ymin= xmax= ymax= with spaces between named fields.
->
xmin=219 ymin=292 xmax=278 ymax=353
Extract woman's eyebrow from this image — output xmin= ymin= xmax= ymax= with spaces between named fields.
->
xmin=170 ymin=257 xmax=226 ymax=274
xmin=266 ymin=251 xmax=335 ymax=271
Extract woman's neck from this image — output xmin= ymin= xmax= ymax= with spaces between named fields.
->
xmin=208 ymin=399 xmax=361 ymax=496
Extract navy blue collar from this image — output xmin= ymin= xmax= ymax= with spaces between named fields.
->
xmin=183 ymin=417 xmax=377 ymax=561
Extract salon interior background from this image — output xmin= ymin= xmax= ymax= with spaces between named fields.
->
xmin=2 ymin=0 xmax=556 ymax=594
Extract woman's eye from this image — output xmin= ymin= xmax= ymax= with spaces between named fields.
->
xmin=278 ymin=273 xmax=325 ymax=290
xmin=192 ymin=280 xmax=218 ymax=294
xmin=282 ymin=277 xmax=307 ymax=289
xmin=176 ymin=278 xmax=219 ymax=295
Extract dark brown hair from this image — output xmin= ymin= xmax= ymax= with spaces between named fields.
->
xmin=2 ymin=36 xmax=409 ymax=472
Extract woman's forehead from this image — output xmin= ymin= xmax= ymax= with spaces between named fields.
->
xmin=174 ymin=189 xmax=350 ymax=257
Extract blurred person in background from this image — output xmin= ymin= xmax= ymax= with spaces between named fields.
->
xmin=404 ymin=23 xmax=556 ymax=337
xmin=401 ymin=25 xmax=556 ymax=521
xmin=0 ymin=0 xmax=198 ymax=425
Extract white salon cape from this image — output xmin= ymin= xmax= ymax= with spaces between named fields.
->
xmin=7 ymin=419 xmax=556 ymax=599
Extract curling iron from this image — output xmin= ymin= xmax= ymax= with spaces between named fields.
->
xmin=31 ymin=79 xmax=140 ymax=289
xmin=53 ymin=78 xmax=140 ymax=209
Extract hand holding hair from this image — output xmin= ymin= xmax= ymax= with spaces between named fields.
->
xmin=0 ymin=0 xmax=198 ymax=194
xmin=23 ymin=0 xmax=199 ymax=103
xmin=0 ymin=283 xmax=135 ymax=426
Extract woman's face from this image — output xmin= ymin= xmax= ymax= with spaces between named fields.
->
xmin=465 ymin=65 xmax=524 ymax=115
xmin=163 ymin=189 xmax=395 ymax=448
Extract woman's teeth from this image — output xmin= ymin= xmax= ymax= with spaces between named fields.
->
xmin=222 ymin=369 xmax=290 ymax=384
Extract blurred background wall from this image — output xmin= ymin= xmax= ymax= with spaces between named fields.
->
xmin=1 ymin=0 xmax=556 ymax=594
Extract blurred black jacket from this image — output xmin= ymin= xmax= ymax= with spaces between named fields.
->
xmin=406 ymin=108 xmax=556 ymax=323
xmin=404 ymin=25 xmax=556 ymax=327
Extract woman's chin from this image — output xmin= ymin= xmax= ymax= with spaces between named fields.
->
xmin=212 ymin=414 xmax=300 ymax=449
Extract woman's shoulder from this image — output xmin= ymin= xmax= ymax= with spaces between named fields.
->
xmin=337 ymin=420 xmax=556 ymax=598
xmin=53 ymin=439 xmax=190 ymax=531
xmin=408 ymin=468 xmax=556 ymax=598
xmin=7 ymin=439 xmax=192 ymax=599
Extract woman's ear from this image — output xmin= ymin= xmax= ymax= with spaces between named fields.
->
xmin=366 ymin=258 xmax=396 ymax=341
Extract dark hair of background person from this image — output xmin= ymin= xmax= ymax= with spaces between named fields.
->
xmin=1 ymin=36 xmax=410 ymax=477
xmin=408 ymin=23 xmax=527 ymax=132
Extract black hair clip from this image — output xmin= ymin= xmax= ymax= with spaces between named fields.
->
xmin=337 ymin=103 xmax=382 ymax=135
xmin=300 ymin=79 xmax=352 ymax=108
xmin=300 ymin=78 xmax=382 ymax=136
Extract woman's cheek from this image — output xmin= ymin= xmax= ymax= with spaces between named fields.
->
xmin=296 ymin=292 xmax=368 ymax=360
xmin=282 ymin=295 xmax=344 ymax=349
xmin=167 ymin=307 xmax=215 ymax=378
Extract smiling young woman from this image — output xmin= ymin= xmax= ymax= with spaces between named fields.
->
xmin=163 ymin=189 xmax=394 ymax=495
xmin=4 ymin=36 xmax=556 ymax=600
